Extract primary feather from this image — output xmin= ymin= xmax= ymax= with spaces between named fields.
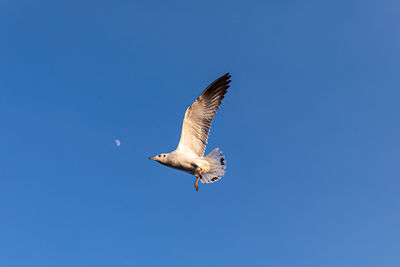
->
xmin=176 ymin=73 xmax=231 ymax=157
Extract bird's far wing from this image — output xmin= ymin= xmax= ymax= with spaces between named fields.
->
xmin=176 ymin=73 xmax=231 ymax=157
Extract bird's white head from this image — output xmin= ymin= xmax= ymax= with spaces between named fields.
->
xmin=148 ymin=153 xmax=168 ymax=163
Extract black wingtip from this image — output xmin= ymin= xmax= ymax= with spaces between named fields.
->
xmin=222 ymin=73 xmax=231 ymax=80
xmin=218 ymin=72 xmax=232 ymax=85
xmin=199 ymin=72 xmax=232 ymax=99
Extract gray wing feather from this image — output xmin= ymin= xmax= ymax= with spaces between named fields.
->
xmin=176 ymin=73 xmax=231 ymax=157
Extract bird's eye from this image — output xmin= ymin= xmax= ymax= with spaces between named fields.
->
xmin=158 ymin=155 xmax=161 ymax=157
xmin=163 ymin=155 xmax=165 ymax=157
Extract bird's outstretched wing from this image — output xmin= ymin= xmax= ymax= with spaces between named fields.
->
xmin=176 ymin=73 xmax=231 ymax=157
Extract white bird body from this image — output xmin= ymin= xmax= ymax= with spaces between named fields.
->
xmin=156 ymin=151 xmax=209 ymax=175
xmin=149 ymin=73 xmax=231 ymax=190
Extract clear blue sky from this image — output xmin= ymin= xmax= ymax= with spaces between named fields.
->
xmin=1 ymin=0 xmax=400 ymax=266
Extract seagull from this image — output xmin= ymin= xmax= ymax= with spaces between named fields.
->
xmin=149 ymin=73 xmax=231 ymax=191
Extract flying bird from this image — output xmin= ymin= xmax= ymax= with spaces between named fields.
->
xmin=149 ymin=73 xmax=231 ymax=191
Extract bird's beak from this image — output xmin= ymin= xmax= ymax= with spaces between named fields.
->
xmin=148 ymin=157 xmax=156 ymax=160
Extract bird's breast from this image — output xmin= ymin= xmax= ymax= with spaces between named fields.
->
xmin=163 ymin=155 xmax=198 ymax=174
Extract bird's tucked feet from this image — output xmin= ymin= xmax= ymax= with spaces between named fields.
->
xmin=194 ymin=175 xmax=200 ymax=191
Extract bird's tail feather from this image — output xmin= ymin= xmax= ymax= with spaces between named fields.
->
xmin=201 ymin=148 xmax=226 ymax=184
